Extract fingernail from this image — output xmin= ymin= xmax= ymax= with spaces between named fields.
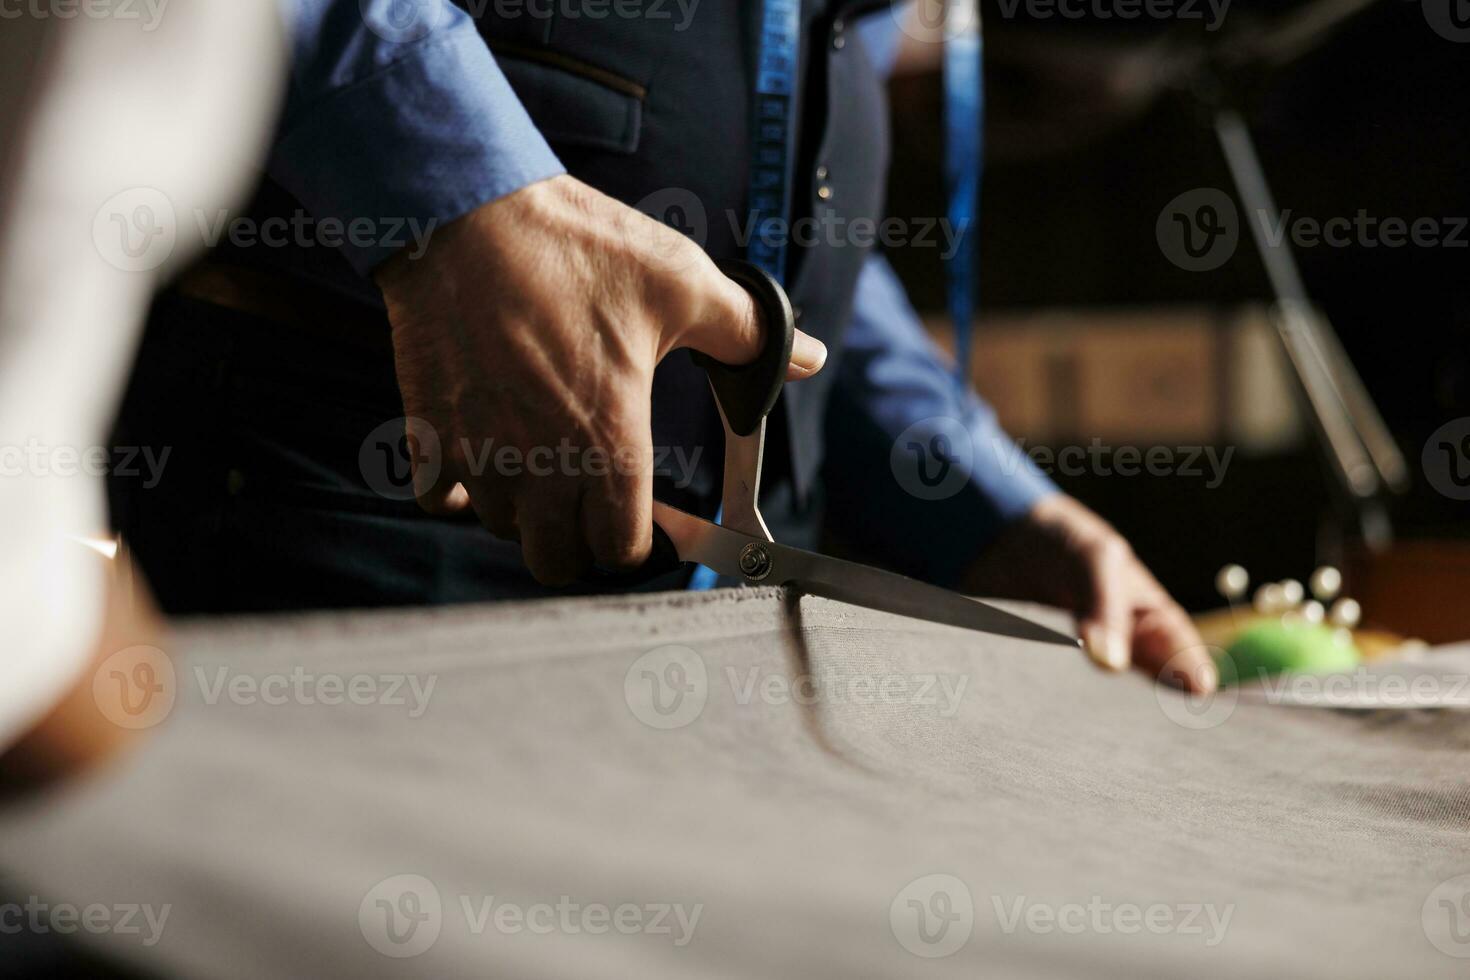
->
xmin=1083 ymin=627 xmax=1130 ymax=673
xmin=1194 ymin=659 xmax=1219 ymax=695
xmin=790 ymin=330 xmax=828 ymax=376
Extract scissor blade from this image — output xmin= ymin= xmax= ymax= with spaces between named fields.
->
xmin=653 ymin=502 xmax=1079 ymax=649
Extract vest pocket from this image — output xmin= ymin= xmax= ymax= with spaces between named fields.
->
xmin=492 ymin=42 xmax=644 ymax=155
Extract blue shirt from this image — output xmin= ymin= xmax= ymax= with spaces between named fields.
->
xmin=271 ymin=0 xmax=1056 ymax=585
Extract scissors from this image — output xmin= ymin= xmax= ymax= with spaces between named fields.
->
xmin=623 ymin=259 xmax=1078 ymax=650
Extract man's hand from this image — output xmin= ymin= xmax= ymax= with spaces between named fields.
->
xmin=376 ymin=175 xmax=827 ymax=585
xmin=961 ymin=494 xmax=1218 ymax=694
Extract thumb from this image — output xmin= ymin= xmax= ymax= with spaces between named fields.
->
xmin=1078 ymin=574 xmax=1134 ymax=674
xmin=679 ymin=266 xmax=827 ymax=380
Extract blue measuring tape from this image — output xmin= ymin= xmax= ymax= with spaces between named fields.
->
xmin=688 ymin=0 xmax=801 ymax=592
xmin=943 ymin=0 xmax=982 ymax=386
xmin=690 ymin=1 xmax=981 ymax=590
xmin=744 ymin=0 xmax=803 ymax=280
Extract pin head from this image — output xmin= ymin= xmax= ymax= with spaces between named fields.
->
xmin=1310 ymin=566 xmax=1342 ymax=601
xmin=1215 ymin=564 xmax=1249 ymax=601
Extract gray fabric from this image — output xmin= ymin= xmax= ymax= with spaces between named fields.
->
xmin=2 ymin=587 xmax=1469 ymax=979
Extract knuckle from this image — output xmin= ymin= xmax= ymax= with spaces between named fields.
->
xmin=598 ymin=529 xmax=650 ymax=570
xmin=1086 ymin=534 xmax=1133 ymax=568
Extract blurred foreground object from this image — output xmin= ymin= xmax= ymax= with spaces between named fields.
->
xmin=0 ymin=4 xmax=283 ymax=767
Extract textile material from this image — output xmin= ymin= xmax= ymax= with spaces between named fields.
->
xmin=1 ymin=588 xmax=1468 ymax=979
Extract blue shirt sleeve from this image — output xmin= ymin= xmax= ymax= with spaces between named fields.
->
xmin=823 ymin=254 xmax=1058 ymax=587
xmin=854 ymin=10 xmax=902 ymax=80
xmin=272 ymin=0 xmax=565 ymax=274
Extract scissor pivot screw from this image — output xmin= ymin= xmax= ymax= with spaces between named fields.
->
xmin=738 ymin=543 xmax=773 ymax=581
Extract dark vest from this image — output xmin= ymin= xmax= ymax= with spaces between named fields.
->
xmin=475 ymin=0 xmax=891 ymax=516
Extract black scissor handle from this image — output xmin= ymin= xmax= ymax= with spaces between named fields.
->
xmin=582 ymin=260 xmax=793 ymax=587
xmin=582 ymin=520 xmax=684 ymax=586
xmin=690 ymin=259 xmax=796 ymax=437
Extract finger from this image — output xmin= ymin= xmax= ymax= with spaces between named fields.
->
xmin=516 ymin=483 xmax=590 ymax=586
xmin=419 ymin=481 xmax=473 ymax=517
xmin=679 ymin=265 xmax=826 ymax=376
xmin=462 ymin=474 xmax=519 ymax=541
xmin=1077 ymin=541 xmax=1135 ymax=674
xmin=580 ymin=453 xmax=653 ymax=571
xmin=1133 ymin=603 xmax=1219 ymax=694
xmin=786 ymin=328 xmax=828 ymax=380
xmin=403 ymin=418 xmax=468 ymax=516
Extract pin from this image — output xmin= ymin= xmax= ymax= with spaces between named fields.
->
xmin=1253 ymin=582 xmax=1284 ymax=614
xmin=1301 ymin=600 xmax=1325 ymax=624
xmin=1329 ymin=597 xmax=1361 ymax=629
xmin=1215 ymin=564 xmax=1249 ymax=601
xmin=1279 ymin=579 xmax=1305 ymax=607
xmin=1309 ymin=566 xmax=1341 ymax=602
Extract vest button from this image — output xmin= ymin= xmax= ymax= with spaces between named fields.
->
xmin=816 ymin=165 xmax=829 ymax=181
xmin=816 ymin=184 xmax=833 ymax=201
xmin=832 ymin=18 xmax=845 ymax=49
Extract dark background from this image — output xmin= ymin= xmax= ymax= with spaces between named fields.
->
xmin=882 ymin=0 xmax=1470 ymax=610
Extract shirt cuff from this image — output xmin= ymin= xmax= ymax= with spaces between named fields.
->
xmin=270 ymin=27 xmax=564 ymax=275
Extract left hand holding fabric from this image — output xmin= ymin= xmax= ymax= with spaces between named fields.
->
xmin=961 ymin=494 xmax=1219 ymax=694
